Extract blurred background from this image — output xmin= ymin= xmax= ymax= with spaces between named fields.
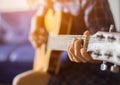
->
xmin=0 ymin=0 xmax=36 ymax=85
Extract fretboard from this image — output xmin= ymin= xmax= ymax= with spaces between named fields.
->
xmin=47 ymin=35 xmax=95 ymax=51
xmin=47 ymin=31 xmax=120 ymax=67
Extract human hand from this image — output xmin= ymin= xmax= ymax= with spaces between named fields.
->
xmin=29 ymin=14 xmax=49 ymax=48
xmin=29 ymin=29 xmax=48 ymax=48
xmin=67 ymin=30 xmax=93 ymax=63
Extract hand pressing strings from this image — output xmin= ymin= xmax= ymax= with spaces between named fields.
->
xmin=67 ymin=31 xmax=93 ymax=63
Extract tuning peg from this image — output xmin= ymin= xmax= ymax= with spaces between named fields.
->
xmin=110 ymin=64 xmax=119 ymax=73
xmin=100 ymin=61 xmax=107 ymax=71
xmin=109 ymin=24 xmax=115 ymax=32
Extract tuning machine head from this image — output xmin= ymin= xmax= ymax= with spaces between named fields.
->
xmin=100 ymin=63 xmax=119 ymax=73
xmin=100 ymin=61 xmax=107 ymax=71
xmin=110 ymin=64 xmax=119 ymax=73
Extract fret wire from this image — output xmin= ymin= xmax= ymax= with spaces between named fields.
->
xmin=49 ymin=36 xmax=107 ymax=42
xmin=48 ymin=34 xmax=120 ymax=51
xmin=49 ymin=36 xmax=120 ymax=41
xmin=48 ymin=36 xmax=105 ymax=51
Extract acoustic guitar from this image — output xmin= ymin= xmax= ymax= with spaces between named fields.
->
xmin=33 ymin=9 xmax=120 ymax=85
xmin=2 ymin=1 xmax=119 ymax=84
xmin=32 ymin=8 xmax=73 ymax=85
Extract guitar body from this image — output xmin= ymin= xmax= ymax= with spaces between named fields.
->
xmin=33 ymin=8 xmax=72 ymax=81
xmin=45 ymin=9 xmax=72 ymax=74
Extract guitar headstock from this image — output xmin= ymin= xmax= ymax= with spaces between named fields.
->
xmin=87 ymin=31 xmax=120 ymax=73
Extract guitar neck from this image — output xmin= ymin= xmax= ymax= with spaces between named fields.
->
xmin=47 ymin=35 xmax=89 ymax=51
xmin=47 ymin=31 xmax=120 ymax=67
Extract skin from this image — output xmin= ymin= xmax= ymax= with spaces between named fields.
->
xmin=67 ymin=30 xmax=94 ymax=63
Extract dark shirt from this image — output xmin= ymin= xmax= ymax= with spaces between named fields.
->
xmin=48 ymin=0 xmax=119 ymax=85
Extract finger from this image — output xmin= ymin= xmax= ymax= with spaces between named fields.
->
xmin=67 ymin=38 xmax=77 ymax=61
xmin=68 ymin=46 xmax=80 ymax=62
xmin=72 ymin=56 xmax=81 ymax=63
xmin=74 ymin=39 xmax=83 ymax=56
xmin=67 ymin=43 xmax=74 ymax=61
xmin=74 ymin=39 xmax=86 ymax=62
xmin=68 ymin=50 xmax=81 ymax=63
xmin=71 ymin=37 xmax=78 ymax=54
xmin=67 ymin=39 xmax=82 ymax=62
xmin=83 ymin=30 xmax=90 ymax=36
xmin=81 ymin=30 xmax=91 ymax=62
xmin=81 ymin=48 xmax=92 ymax=62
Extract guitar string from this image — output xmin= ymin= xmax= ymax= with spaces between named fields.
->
xmin=49 ymin=36 xmax=112 ymax=43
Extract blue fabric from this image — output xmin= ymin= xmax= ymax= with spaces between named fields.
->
xmin=0 ymin=43 xmax=34 ymax=83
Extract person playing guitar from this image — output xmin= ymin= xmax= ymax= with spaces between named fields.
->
xmin=13 ymin=0 xmax=120 ymax=85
